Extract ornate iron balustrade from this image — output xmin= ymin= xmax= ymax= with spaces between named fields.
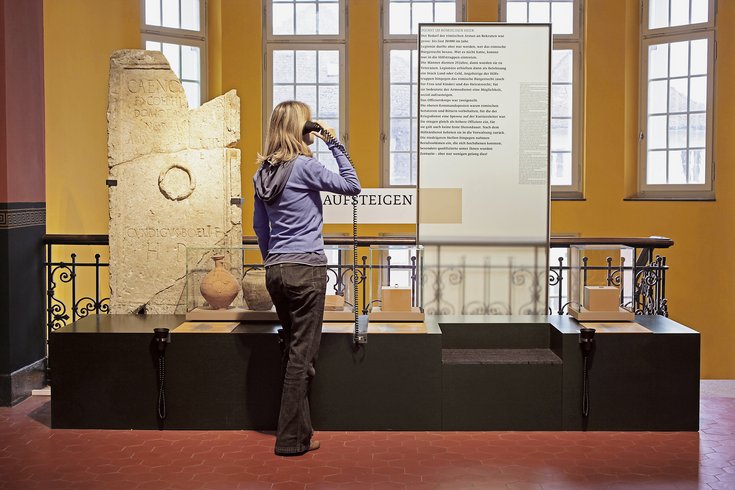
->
xmin=44 ymin=235 xmax=672 ymax=337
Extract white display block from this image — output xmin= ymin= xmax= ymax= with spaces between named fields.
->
xmin=417 ymin=23 xmax=551 ymax=244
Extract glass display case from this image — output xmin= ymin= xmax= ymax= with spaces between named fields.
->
xmin=184 ymin=245 xmax=358 ymax=321
xmin=568 ymin=244 xmax=635 ymax=321
xmin=368 ymin=245 xmax=424 ymax=321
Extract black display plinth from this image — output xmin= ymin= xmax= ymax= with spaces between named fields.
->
xmin=49 ymin=314 xmax=699 ymax=431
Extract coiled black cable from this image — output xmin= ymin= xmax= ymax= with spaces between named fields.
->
xmin=582 ymin=356 xmax=590 ymax=418
xmin=157 ymin=354 xmax=166 ymax=421
xmin=315 ymin=129 xmax=360 ymax=344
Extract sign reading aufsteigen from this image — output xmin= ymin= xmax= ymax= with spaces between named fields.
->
xmin=418 ymin=24 xmax=550 ymax=244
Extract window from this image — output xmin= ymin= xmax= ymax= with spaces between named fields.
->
xmin=502 ymin=0 xmax=584 ymax=197
xmin=266 ymin=1 xmax=346 ymax=172
xmin=141 ymin=0 xmax=206 ymax=107
xmin=639 ymin=0 xmax=716 ymax=197
xmin=382 ymin=0 xmax=464 ymax=186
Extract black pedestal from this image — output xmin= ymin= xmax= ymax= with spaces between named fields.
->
xmin=50 ymin=314 xmax=700 ymax=431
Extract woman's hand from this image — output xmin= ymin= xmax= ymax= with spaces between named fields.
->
xmin=311 ymin=120 xmax=336 ymax=142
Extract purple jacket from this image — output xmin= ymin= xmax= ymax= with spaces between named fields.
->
xmin=253 ymin=142 xmax=361 ymax=260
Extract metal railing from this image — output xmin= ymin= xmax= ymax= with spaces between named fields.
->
xmin=44 ymin=234 xmax=672 ymax=336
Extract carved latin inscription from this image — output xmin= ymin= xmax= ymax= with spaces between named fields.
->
xmin=107 ymin=50 xmax=242 ymax=314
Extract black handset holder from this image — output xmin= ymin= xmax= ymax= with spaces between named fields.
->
xmin=154 ymin=327 xmax=171 ymax=352
xmin=153 ymin=327 xmax=171 ymax=425
xmin=579 ymin=327 xmax=595 ymax=356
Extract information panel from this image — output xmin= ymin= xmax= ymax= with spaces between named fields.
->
xmin=418 ymin=23 xmax=551 ymax=244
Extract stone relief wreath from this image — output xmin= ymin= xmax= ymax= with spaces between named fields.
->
xmin=158 ymin=163 xmax=196 ymax=201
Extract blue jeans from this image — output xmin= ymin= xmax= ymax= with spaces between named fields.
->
xmin=265 ymin=263 xmax=326 ymax=455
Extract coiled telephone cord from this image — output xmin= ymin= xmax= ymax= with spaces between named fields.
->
xmin=157 ymin=354 xmax=167 ymax=421
xmin=319 ymin=133 xmax=360 ymax=344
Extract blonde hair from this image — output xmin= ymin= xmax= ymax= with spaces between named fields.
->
xmin=256 ymin=100 xmax=313 ymax=165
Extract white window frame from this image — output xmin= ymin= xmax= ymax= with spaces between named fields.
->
xmin=265 ymin=0 xmax=346 ymax=42
xmin=140 ymin=0 xmax=208 ymax=106
xmin=499 ymin=0 xmax=585 ymax=198
xmin=263 ymin=0 xmax=348 ymax=158
xmin=380 ymin=0 xmax=466 ymax=187
xmin=638 ymin=0 xmax=717 ymax=198
xmin=263 ymin=44 xmax=348 ymax=144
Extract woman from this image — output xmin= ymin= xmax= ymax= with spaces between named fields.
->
xmin=253 ymin=100 xmax=361 ymax=456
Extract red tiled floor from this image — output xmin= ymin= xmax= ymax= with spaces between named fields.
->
xmin=0 ymin=387 xmax=734 ymax=489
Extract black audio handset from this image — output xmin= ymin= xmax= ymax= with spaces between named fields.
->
xmin=579 ymin=327 xmax=596 ymax=423
xmin=302 ymin=121 xmax=367 ymax=345
xmin=153 ymin=327 xmax=171 ymax=427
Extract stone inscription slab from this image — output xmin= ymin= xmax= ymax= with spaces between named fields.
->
xmin=107 ymin=50 xmax=242 ymax=314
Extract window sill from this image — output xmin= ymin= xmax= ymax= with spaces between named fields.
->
xmin=625 ymin=191 xmax=715 ymax=201
xmin=551 ymin=191 xmax=585 ymax=201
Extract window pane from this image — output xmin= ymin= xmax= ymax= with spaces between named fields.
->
xmin=648 ymin=44 xmax=669 ymax=79
xmin=319 ymin=85 xmax=340 ymax=117
xmin=669 ymin=41 xmax=689 ymax=77
xmin=647 ymin=115 xmax=667 ymax=150
xmin=551 ymin=1 xmax=573 ymax=35
xmin=689 ymin=76 xmax=707 ymax=111
xmin=318 ymin=3 xmax=339 ymax=35
xmin=145 ymin=0 xmax=161 ymax=25
xmin=182 ymin=80 xmax=200 ymax=108
xmin=181 ymin=45 xmax=200 ymax=81
xmin=391 ymin=118 xmax=411 ymax=151
xmin=273 ymin=51 xmax=294 ymax=83
xmin=528 ymin=2 xmax=550 ymax=23
xmin=649 ymin=79 xmax=668 ymax=114
xmin=146 ymin=40 xmax=162 ymax=51
xmin=318 ymin=51 xmax=339 ymax=83
xmin=647 ymin=150 xmax=667 ymax=184
xmin=507 ymin=2 xmax=528 ymax=23
xmin=668 ymin=78 xmax=688 ymax=113
xmin=273 ymin=85 xmax=295 ymax=106
xmin=162 ymin=43 xmax=181 ymax=78
xmin=391 ymin=50 xmax=411 ymax=83
xmin=435 ymin=2 xmax=456 ymax=23
xmin=181 ymin=0 xmax=200 ymax=31
xmin=295 ymin=85 xmax=317 ymax=111
xmin=391 ymin=153 xmax=412 ymax=185
xmin=649 ymin=0 xmax=669 ymax=29
xmin=550 ymin=151 xmax=572 ymax=186
xmin=668 ymin=150 xmax=687 ymax=183
xmin=296 ymin=51 xmax=317 ymax=83
xmin=551 ymin=50 xmax=572 ymax=83
xmin=391 ymin=85 xmax=411 ymax=117
xmin=162 ymin=0 xmax=180 ymax=29
xmin=411 ymin=117 xmax=418 ymax=151
xmin=390 ymin=3 xmax=411 ymax=35
xmin=295 ymin=3 xmax=317 ymax=34
xmin=551 ymin=118 xmax=571 ymax=152
xmin=689 ymin=113 xmax=706 ymax=147
xmin=273 ymin=3 xmax=295 ymax=34
xmin=668 ymin=114 xmax=687 ymax=148
xmin=551 ymin=85 xmax=572 ymax=118
xmin=688 ymin=149 xmax=705 ymax=183
xmin=690 ymin=39 xmax=707 ymax=75
xmin=670 ymin=0 xmax=689 ymax=27
xmin=691 ymin=0 xmax=709 ymax=24
xmin=412 ymin=2 xmax=433 ymax=35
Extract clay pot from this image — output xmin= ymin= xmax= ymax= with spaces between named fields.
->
xmin=199 ymin=255 xmax=239 ymax=309
xmin=242 ymin=269 xmax=273 ymax=311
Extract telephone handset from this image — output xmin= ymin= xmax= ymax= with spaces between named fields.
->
xmin=302 ymin=121 xmax=324 ymax=136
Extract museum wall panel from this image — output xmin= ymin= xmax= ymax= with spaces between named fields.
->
xmin=41 ymin=0 xmax=735 ymax=377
